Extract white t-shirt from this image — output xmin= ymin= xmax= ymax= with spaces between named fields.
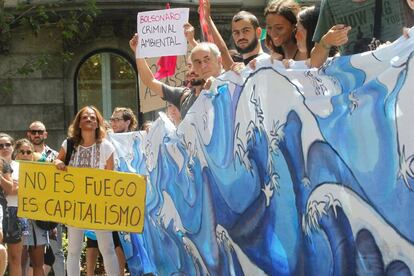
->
xmin=61 ymin=139 xmax=114 ymax=169
xmin=8 ymin=160 xmax=19 ymax=207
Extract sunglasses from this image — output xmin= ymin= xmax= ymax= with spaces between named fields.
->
xmin=29 ymin=129 xmax=45 ymax=135
xmin=0 ymin=143 xmax=12 ymax=149
xmin=19 ymin=150 xmax=32 ymax=155
xmin=110 ymin=117 xmax=124 ymax=122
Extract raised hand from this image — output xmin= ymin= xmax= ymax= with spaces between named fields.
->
xmin=321 ymin=24 xmax=351 ymax=48
xmin=184 ymin=23 xmax=198 ymax=48
xmin=129 ymin=33 xmax=138 ymax=53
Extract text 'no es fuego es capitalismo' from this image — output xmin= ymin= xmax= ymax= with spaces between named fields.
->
xmin=21 ymin=171 xmax=142 ymax=228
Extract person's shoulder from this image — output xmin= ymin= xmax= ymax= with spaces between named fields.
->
xmin=102 ymin=138 xmax=115 ymax=149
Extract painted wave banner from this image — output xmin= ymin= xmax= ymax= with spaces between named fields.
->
xmin=109 ymin=28 xmax=414 ymax=275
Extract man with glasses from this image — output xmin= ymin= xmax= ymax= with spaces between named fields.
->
xmin=109 ymin=107 xmax=138 ymax=133
xmin=26 ymin=121 xmax=64 ymax=276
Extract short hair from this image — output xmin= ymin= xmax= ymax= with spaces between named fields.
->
xmin=190 ymin=42 xmax=221 ymax=61
xmin=28 ymin=121 xmax=46 ymax=131
xmin=113 ymin=107 xmax=138 ymax=131
xmin=232 ymin=11 xmax=260 ymax=29
xmin=68 ymin=106 xmax=106 ymax=146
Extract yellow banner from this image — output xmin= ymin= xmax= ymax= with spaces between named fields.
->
xmin=17 ymin=162 xmax=146 ymax=233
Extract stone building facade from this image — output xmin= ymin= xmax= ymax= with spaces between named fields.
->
xmin=0 ymin=0 xmax=316 ymax=149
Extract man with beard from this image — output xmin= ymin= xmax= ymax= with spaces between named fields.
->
xmin=27 ymin=121 xmax=58 ymax=162
xmin=129 ymin=31 xmax=222 ymax=119
xmin=202 ymin=0 xmax=266 ymax=67
xmin=26 ymin=121 xmax=64 ymax=276
xmin=230 ymin=11 xmax=265 ymax=64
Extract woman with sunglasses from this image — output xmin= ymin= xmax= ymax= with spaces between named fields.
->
xmin=54 ymin=106 xmax=119 ymax=276
xmin=0 ymin=133 xmax=23 ymax=276
xmin=13 ymin=139 xmax=48 ymax=276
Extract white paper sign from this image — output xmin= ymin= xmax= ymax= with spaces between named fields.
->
xmin=136 ymin=8 xmax=189 ymax=58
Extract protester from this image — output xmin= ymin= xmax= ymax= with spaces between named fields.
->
xmin=280 ymin=6 xmax=349 ymax=68
xmin=27 ymin=121 xmax=64 ymax=276
xmin=203 ymin=0 xmax=266 ymax=66
xmin=110 ymin=107 xmax=138 ymax=133
xmin=0 ymin=157 xmax=10 ymax=275
xmin=130 ymin=32 xmax=222 ymax=119
xmin=85 ymin=107 xmax=138 ymax=276
xmin=27 ymin=121 xmax=58 ymax=162
xmin=54 ymin=106 xmax=119 ymax=276
xmin=13 ymin=139 xmax=47 ymax=276
xmin=141 ymin=121 xmax=153 ymax=133
xmin=167 ymin=103 xmax=182 ymax=127
xmin=312 ymin=0 xmax=408 ymax=55
xmin=264 ymin=0 xmax=306 ymax=61
xmin=0 ymin=133 xmax=22 ymax=276
xmin=184 ymin=22 xmax=198 ymax=50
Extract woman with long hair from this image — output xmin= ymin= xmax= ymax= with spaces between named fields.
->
xmin=54 ymin=106 xmax=119 ymax=275
xmin=0 ymin=133 xmax=22 ymax=276
xmin=264 ymin=0 xmax=307 ymax=61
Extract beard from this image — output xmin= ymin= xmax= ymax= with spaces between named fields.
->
xmin=235 ymin=36 xmax=259 ymax=54
xmin=190 ymin=79 xmax=205 ymax=86
xmin=31 ymin=137 xmax=45 ymax=146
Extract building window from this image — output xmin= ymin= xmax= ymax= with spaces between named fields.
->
xmin=76 ymin=51 xmax=139 ymax=120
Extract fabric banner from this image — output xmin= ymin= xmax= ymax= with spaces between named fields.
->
xmin=110 ymin=27 xmax=414 ymax=275
xmin=17 ymin=162 xmax=147 ymax=233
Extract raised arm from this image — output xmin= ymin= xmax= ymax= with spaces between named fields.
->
xmin=129 ymin=34 xmax=164 ymax=98
xmin=184 ymin=22 xmax=198 ymax=49
xmin=310 ymin=24 xmax=351 ymax=68
xmin=203 ymin=0 xmax=234 ymax=71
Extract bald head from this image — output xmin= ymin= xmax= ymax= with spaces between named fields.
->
xmin=27 ymin=121 xmax=48 ymax=147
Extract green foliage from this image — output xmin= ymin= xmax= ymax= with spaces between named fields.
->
xmin=0 ymin=0 xmax=99 ymax=81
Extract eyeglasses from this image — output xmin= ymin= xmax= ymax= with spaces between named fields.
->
xmin=29 ymin=129 xmax=45 ymax=135
xmin=19 ymin=150 xmax=32 ymax=155
xmin=110 ymin=117 xmax=124 ymax=122
xmin=0 ymin=143 xmax=12 ymax=149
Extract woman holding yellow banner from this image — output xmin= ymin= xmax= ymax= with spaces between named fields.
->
xmin=54 ymin=106 xmax=119 ymax=276
xmin=13 ymin=138 xmax=48 ymax=276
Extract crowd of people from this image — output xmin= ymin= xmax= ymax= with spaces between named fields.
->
xmin=0 ymin=106 xmax=148 ymax=275
xmin=0 ymin=0 xmax=412 ymax=275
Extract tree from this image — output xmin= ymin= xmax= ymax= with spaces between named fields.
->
xmin=0 ymin=0 xmax=99 ymax=80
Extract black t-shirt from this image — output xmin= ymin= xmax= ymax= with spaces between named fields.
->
xmin=243 ymin=54 xmax=260 ymax=65
xmin=162 ymin=84 xmax=198 ymax=119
